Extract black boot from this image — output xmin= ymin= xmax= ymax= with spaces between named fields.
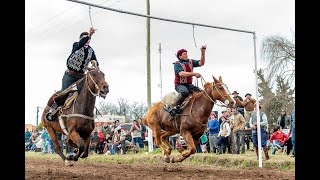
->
xmin=169 ymin=93 xmax=186 ymax=116
xmin=263 ymin=146 xmax=270 ymax=160
xmin=45 ymin=102 xmax=58 ymax=121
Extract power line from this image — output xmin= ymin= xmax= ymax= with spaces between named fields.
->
xmin=27 ymin=0 xmax=121 ymax=48
xmin=28 ymin=4 xmax=79 ymax=33
xmin=27 ymin=0 xmax=112 ymax=43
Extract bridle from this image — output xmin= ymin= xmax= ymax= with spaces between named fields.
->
xmin=85 ymin=70 xmax=101 ymax=97
xmin=200 ymin=77 xmax=230 ymax=107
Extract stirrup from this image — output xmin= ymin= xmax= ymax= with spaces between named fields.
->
xmin=45 ymin=112 xmax=57 ymax=121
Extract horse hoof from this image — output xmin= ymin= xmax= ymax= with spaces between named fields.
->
xmin=67 ymin=154 xmax=74 ymax=160
xmin=164 ymin=157 xmax=170 ymax=163
xmin=65 ymin=160 xmax=73 ymax=167
xmin=171 ymin=157 xmax=176 ymax=163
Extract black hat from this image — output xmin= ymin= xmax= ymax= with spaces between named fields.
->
xmin=232 ymin=91 xmax=239 ymax=95
xmin=245 ymin=93 xmax=252 ymax=97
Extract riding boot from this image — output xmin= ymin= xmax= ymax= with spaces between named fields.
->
xmin=169 ymin=94 xmax=186 ymax=116
xmin=263 ymin=146 xmax=270 ymax=160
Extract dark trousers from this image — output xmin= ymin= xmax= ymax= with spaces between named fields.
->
xmin=218 ymin=136 xmax=229 ymax=153
xmin=169 ymin=136 xmax=177 ymax=149
xmin=175 ymin=84 xmax=201 ymax=97
xmin=61 ymin=71 xmax=83 ymax=91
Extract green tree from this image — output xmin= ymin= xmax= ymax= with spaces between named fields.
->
xmin=37 ymin=123 xmax=43 ymax=131
xmin=257 ymin=69 xmax=295 ymax=130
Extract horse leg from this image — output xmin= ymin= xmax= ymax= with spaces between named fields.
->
xmin=80 ymin=136 xmax=91 ymax=158
xmin=160 ymin=131 xmax=175 ymax=156
xmin=45 ymin=127 xmax=67 ymax=162
xmin=171 ymin=132 xmax=197 ymax=163
xmin=154 ymin=126 xmax=170 ymax=163
xmin=67 ymin=130 xmax=85 ymax=162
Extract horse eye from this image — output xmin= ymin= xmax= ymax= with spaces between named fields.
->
xmin=218 ymin=86 xmax=224 ymax=90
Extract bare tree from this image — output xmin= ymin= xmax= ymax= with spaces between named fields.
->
xmin=99 ymin=101 xmax=118 ymax=115
xmin=260 ymin=32 xmax=295 ymax=86
xmin=129 ymin=101 xmax=148 ymax=120
xmin=117 ymin=98 xmax=131 ymax=117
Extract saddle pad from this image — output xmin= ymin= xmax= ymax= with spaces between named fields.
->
xmin=63 ymin=92 xmax=78 ymax=109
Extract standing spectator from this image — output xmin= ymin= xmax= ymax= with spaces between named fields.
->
xmin=220 ymin=109 xmax=232 ymax=153
xmin=277 ymin=110 xmax=291 ymax=129
xmin=290 ymin=109 xmax=295 ymax=157
xmin=242 ymin=93 xmax=256 ymax=128
xmin=230 ymin=106 xmax=246 ymax=154
xmin=269 ymin=126 xmax=288 ymax=154
xmin=232 ymin=91 xmax=245 ymax=117
xmin=130 ymin=120 xmax=143 ymax=149
xmin=249 ymin=103 xmax=270 ymax=160
xmin=217 ymin=116 xmax=231 ymax=154
xmin=207 ymin=112 xmax=219 ymax=153
xmin=25 ymin=128 xmax=32 ymax=143
xmin=138 ymin=118 xmax=147 ymax=142
xmin=169 ymin=134 xmax=178 ymax=150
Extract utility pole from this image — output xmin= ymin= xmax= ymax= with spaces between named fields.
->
xmin=158 ymin=43 xmax=162 ymax=98
xmin=146 ymin=0 xmax=153 ymax=152
xmin=36 ymin=106 xmax=40 ymax=127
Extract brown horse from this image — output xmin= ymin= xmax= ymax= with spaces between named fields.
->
xmin=142 ymin=75 xmax=235 ymax=163
xmin=41 ymin=67 xmax=109 ymax=166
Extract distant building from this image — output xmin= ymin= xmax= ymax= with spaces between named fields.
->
xmin=25 ymin=124 xmax=36 ymax=131
xmin=94 ymin=114 xmax=126 ymax=127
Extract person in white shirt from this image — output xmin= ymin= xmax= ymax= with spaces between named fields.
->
xmin=217 ymin=116 xmax=231 ymax=154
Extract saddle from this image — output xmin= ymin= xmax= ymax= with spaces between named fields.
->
xmin=162 ymin=92 xmax=192 ymax=117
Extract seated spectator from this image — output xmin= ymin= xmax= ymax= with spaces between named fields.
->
xmin=103 ymin=132 xmax=113 ymax=154
xmin=97 ymin=129 xmax=105 ymax=154
xmin=25 ymin=128 xmax=32 ymax=143
xmin=269 ymin=125 xmax=288 ymax=154
xmin=91 ymin=131 xmax=100 ymax=154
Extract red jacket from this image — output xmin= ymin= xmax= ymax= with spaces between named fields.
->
xmin=269 ymin=131 xmax=288 ymax=144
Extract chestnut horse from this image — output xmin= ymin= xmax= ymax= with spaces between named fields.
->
xmin=41 ymin=67 xmax=109 ymax=166
xmin=142 ymin=75 xmax=235 ymax=163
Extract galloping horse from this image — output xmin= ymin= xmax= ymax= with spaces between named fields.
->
xmin=41 ymin=66 xmax=109 ymax=166
xmin=142 ymin=75 xmax=235 ymax=163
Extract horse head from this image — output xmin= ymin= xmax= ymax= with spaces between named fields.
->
xmin=207 ymin=75 xmax=235 ymax=107
xmin=86 ymin=67 xmax=109 ymax=99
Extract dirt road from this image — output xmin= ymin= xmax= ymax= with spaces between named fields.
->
xmin=25 ymin=158 xmax=294 ymax=180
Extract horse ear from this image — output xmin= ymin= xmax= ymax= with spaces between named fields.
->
xmin=212 ymin=75 xmax=218 ymax=83
xmin=219 ymin=76 xmax=222 ymax=81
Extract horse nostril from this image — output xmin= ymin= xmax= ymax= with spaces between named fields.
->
xmin=104 ymin=86 xmax=109 ymax=93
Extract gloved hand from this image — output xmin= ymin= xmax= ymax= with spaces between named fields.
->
xmin=91 ymin=60 xmax=98 ymax=68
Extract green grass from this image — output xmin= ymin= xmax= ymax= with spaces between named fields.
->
xmin=25 ymin=148 xmax=295 ymax=171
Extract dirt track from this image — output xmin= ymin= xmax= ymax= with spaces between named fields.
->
xmin=25 ymin=158 xmax=294 ymax=180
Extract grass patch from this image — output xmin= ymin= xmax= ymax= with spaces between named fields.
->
xmin=25 ymin=149 xmax=294 ymax=171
